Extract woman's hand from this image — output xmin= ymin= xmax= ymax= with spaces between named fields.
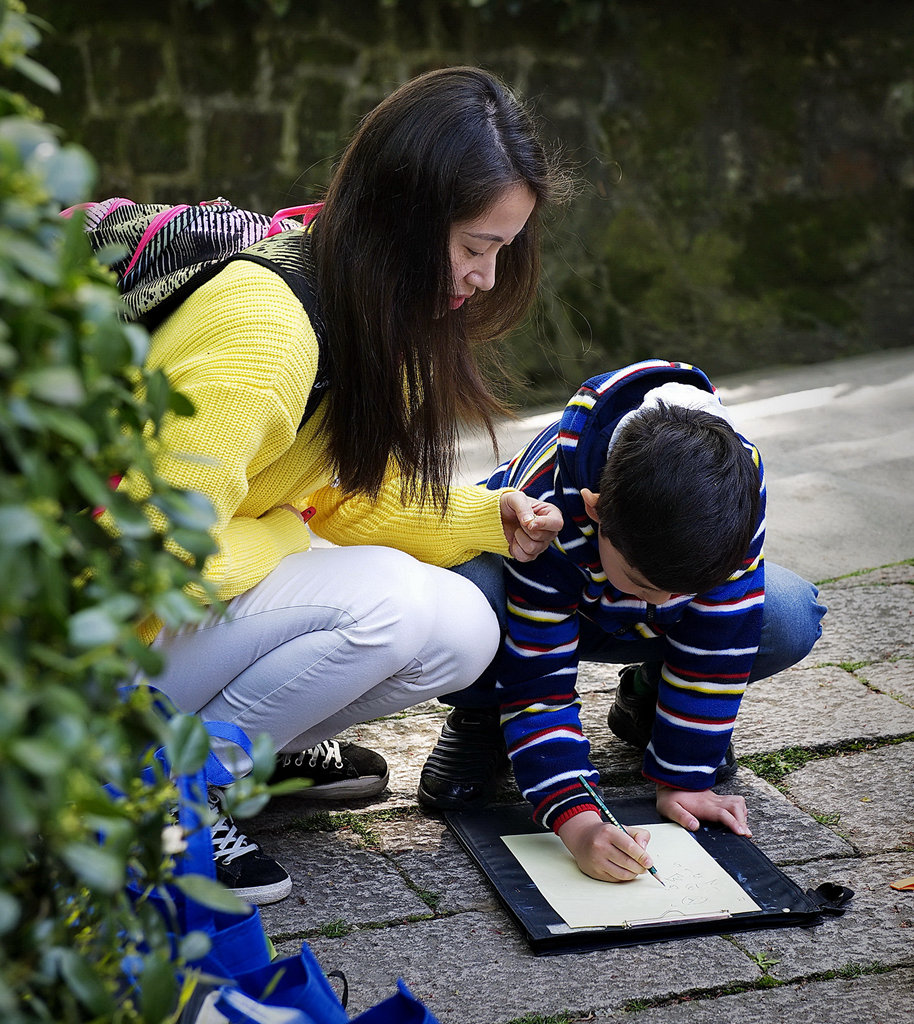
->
xmin=499 ymin=492 xmax=562 ymax=561
xmin=558 ymin=811 xmax=654 ymax=882
xmin=656 ymin=785 xmax=751 ymax=837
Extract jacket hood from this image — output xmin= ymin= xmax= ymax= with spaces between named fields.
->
xmin=555 ymin=359 xmax=718 ymax=495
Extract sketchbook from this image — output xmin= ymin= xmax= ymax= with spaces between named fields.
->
xmin=445 ymin=800 xmax=853 ymax=954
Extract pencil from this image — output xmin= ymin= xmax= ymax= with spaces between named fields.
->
xmin=577 ymin=774 xmax=665 ymax=886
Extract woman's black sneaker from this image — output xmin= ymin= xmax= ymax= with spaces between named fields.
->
xmin=417 ymin=707 xmax=510 ymax=811
xmin=270 ymin=740 xmax=389 ymax=800
xmin=607 ymin=664 xmax=739 ymax=783
xmin=208 ymin=788 xmax=292 ymax=906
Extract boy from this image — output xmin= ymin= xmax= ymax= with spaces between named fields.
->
xmin=419 ymin=359 xmax=825 ymax=882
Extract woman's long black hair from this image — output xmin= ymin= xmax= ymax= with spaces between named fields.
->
xmin=313 ymin=66 xmax=568 ymax=510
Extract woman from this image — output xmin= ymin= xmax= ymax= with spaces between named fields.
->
xmin=141 ymin=67 xmax=568 ymax=904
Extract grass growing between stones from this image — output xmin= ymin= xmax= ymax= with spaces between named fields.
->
xmin=290 ymin=806 xmax=423 ymax=845
xmin=502 ymin=1014 xmax=586 ymax=1024
xmin=816 ymin=557 xmax=914 ymax=586
xmin=618 ymin=958 xmax=894 ymax=1011
xmin=288 ymin=806 xmax=447 ymax=914
xmin=741 ymin=733 xmax=914 ymax=790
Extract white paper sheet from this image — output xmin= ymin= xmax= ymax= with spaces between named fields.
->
xmin=502 ymin=823 xmax=761 ymax=929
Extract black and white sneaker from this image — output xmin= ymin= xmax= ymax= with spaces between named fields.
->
xmin=208 ymin=789 xmax=292 ymax=906
xmin=269 ymin=739 xmax=389 ymax=800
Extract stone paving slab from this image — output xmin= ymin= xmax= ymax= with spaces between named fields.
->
xmin=374 ymin=813 xmax=502 ymax=915
xmin=715 ymin=771 xmax=856 ymax=864
xmin=257 ymin=825 xmax=430 ymax=937
xmin=298 ymin=912 xmax=762 ymax=1024
xmin=588 ymin=968 xmax=913 ymax=1023
xmin=785 ymin=742 xmax=914 ymax=856
xmin=864 ymin=657 xmax=914 ymax=707
xmin=809 ymin=572 xmax=914 ymax=665
xmin=737 ymin=852 xmax=914 ymax=979
xmin=732 ymin=665 xmax=914 ymax=754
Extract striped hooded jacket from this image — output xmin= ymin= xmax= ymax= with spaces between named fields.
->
xmin=480 ymin=360 xmax=766 ymax=833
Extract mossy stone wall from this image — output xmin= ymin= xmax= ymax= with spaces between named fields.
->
xmin=26 ymin=0 xmax=914 ymax=403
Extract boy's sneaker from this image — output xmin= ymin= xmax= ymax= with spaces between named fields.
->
xmin=269 ymin=740 xmax=389 ymax=800
xmin=607 ymin=665 xmax=739 ymax=783
xmin=208 ymin=789 xmax=292 ymax=906
xmin=417 ymin=707 xmax=509 ymax=811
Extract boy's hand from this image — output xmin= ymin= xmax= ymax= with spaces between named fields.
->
xmin=499 ymin=492 xmax=563 ymax=561
xmin=558 ymin=810 xmax=654 ymax=882
xmin=656 ymin=785 xmax=752 ymax=837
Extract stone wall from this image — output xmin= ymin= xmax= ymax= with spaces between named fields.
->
xmin=26 ymin=0 xmax=914 ymax=401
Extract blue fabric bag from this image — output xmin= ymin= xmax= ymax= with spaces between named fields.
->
xmin=348 ymin=980 xmax=440 ymax=1024
xmin=131 ymin=717 xmax=439 ymax=1023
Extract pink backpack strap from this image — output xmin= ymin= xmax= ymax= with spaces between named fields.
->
xmin=60 ymin=197 xmax=137 ymax=224
xmin=123 ymin=205 xmax=191 ymax=277
xmin=265 ymin=202 xmax=324 ymax=237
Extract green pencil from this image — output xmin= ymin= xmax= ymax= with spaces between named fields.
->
xmin=577 ymin=774 xmax=665 ymax=886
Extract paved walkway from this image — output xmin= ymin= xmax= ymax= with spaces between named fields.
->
xmin=252 ymin=350 xmax=914 ymax=1024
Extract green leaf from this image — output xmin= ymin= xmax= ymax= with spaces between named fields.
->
xmin=250 ymin=731 xmax=278 ymax=784
xmin=169 ymin=389 xmax=196 ymax=416
xmin=61 ymin=842 xmax=125 ymax=894
xmin=1 ymin=231 xmax=61 ymax=286
xmin=29 ymin=144 xmax=94 ymax=205
xmin=145 ymin=370 xmax=172 ymax=421
xmin=11 ymin=53 xmax=60 ymax=93
xmin=153 ymin=589 xmax=207 ymax=628
xmin=69 ymin=460 xmax=113 ymax=507
xmin=138 ymin=951 xmax=178 ymax=1023
xmin=0 ymin=892 xmax=21 ymax=935
xmin=56 ymin=948 xmax=116 ymax=1016
xmin=0 ymin=505 xmax=43 ymax=546
xmin=27 ymin=366 xmax=85 ymax=405
xmin=33 ymin=406 xmax=97 ymax=450
xmin=68 ymin=606 xmax=120 ymax=648
xmin=10 ymin=737 xmax=68 ymax=776
xmin=153 ymin=488 xmax=217 ymax=532
xmin=170 ymin=526 xmax=217 ymax=561
xmin=228 ymin=791 xmax=270 ymax=818
xmin=123 ymin=322 xmax=151 ymax=364
xmin=172 ymin=873 xmax=248 ymax=915
xmin=177 ymin=928 xmax=212 ymax=962
xmin=165 ymin=714 xmax=210 ymax=776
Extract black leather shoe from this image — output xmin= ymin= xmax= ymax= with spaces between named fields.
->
xmin=714 ymin=742 xmax=739 ymax=784
xmin=607 ymin=665 xmax=655 ymax=748
xmin=608 ymin=665 xmax=739 ymax=782
xmin=417 ymin=707 xmax=509 ymax=811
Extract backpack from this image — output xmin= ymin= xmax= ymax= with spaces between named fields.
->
xmin=63 ymin=197 xmax=331 ymax=428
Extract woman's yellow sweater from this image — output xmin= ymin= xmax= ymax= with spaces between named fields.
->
xmin=134 ymin=257 xmax=511 ymax=641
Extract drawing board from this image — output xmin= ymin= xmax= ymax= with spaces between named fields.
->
xmin=445 ymin=800 xmax=853 ymax=954
xmin=502 ymin=823 xmax=761 ymax=928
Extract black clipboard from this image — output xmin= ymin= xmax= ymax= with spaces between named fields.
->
xmin=444 ymin=800 xmax=853 ymax=954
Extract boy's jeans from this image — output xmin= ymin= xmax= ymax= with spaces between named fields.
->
xmin=447 ymin=555 xmax=826 ymax=707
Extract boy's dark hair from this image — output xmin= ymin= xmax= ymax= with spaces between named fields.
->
xmin=596 ymin=402 xmax=761 ymax=595
xmin=314 ymin=66 xmax=571 ymax=509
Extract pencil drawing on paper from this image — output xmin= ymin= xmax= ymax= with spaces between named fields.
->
xmin=502 ymin=823 xmax=761 ymax=929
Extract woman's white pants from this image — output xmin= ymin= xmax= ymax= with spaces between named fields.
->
xmin=149 ymin=545 xmax=499 ymax=755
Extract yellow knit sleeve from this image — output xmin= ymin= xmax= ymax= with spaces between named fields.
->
xmin=142 ymin=260 xmax=321 ymax=602
xmin=306 ymin=476 xmax=513 ymax=567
